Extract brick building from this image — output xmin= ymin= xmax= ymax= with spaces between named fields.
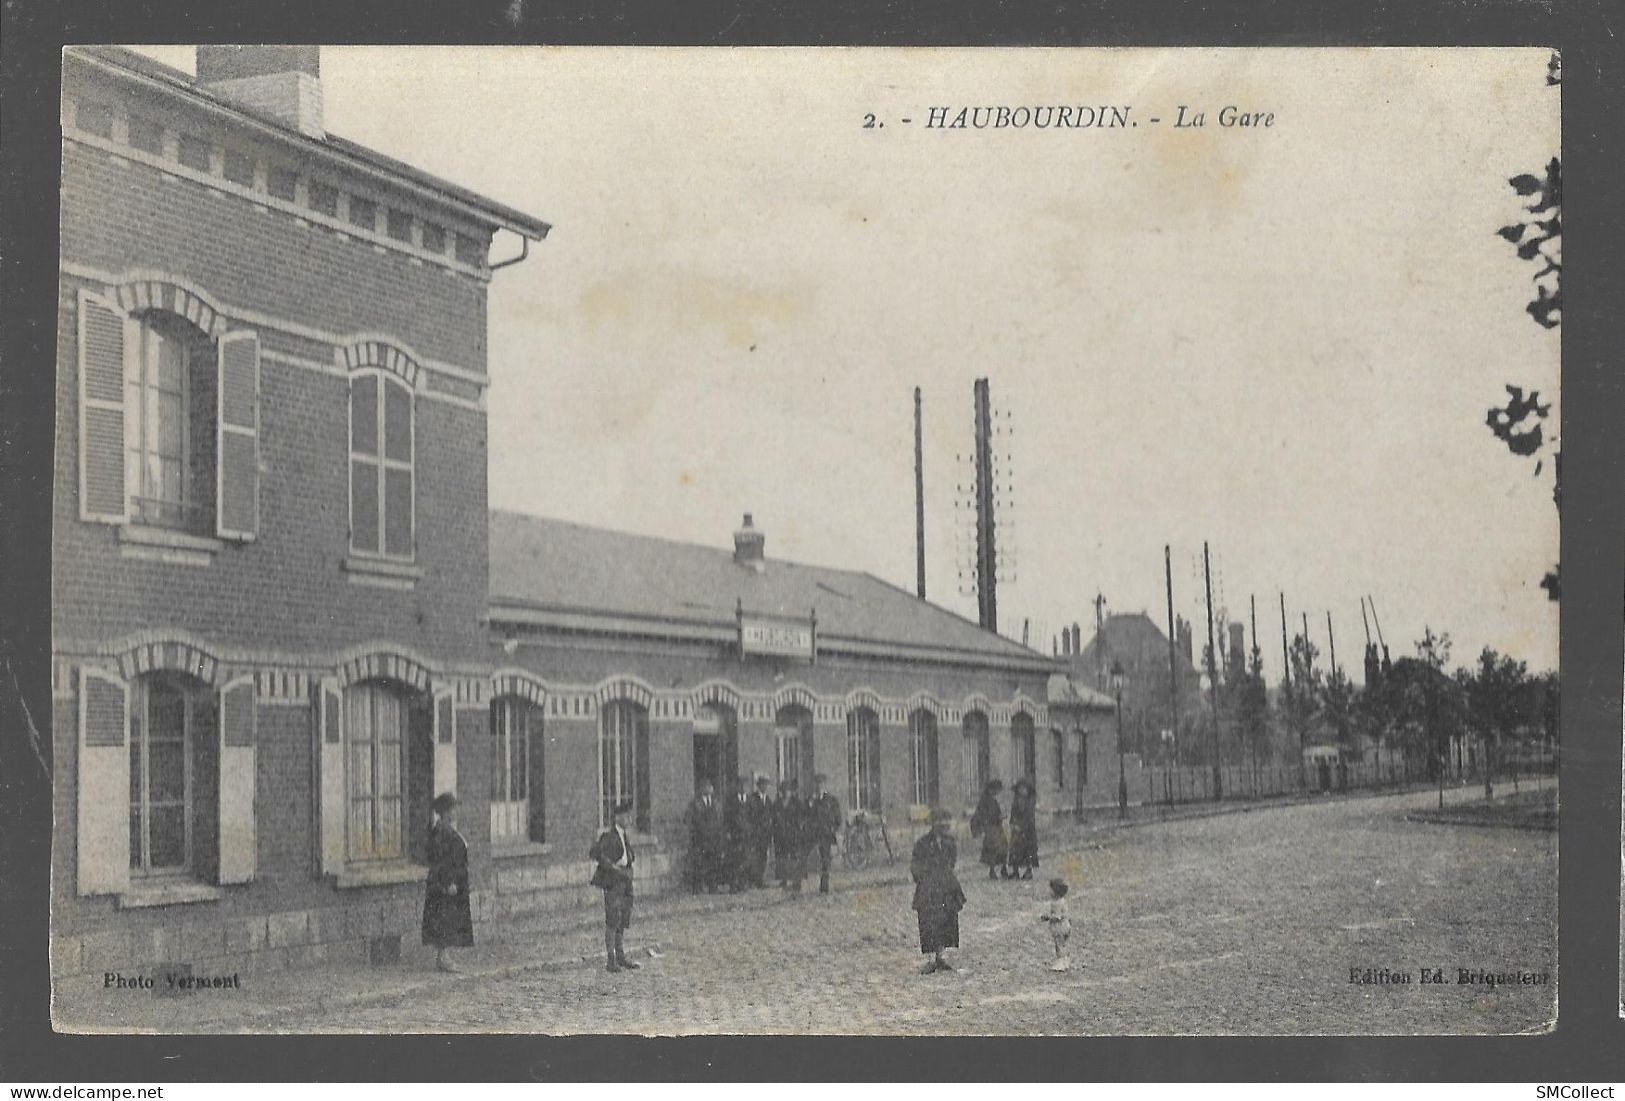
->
xmin=52 ymin=45 xmax=549 ymax=990
xmin=51 ymin=46 xmax=1102 ymax=995
xmin=470 ymin=511 xmax=1103 ymax=919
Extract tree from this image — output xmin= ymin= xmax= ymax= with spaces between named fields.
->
xmin=1285 ymin=633 xmax=1323 ymax=748
xmin=1462 ymin=646 xmax=1530 ymax=800
xmin=1489 ymin=54 xmax=1560 ymax=600
xmin=1236 ymin=642 xmax=1271 ymax=791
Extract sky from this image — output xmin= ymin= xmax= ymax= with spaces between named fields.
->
xmin=134 ymin=47 xmax=1562 ymax=677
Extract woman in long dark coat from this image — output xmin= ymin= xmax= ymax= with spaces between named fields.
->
xmin=968 ymin=779 xmax=1009 ymax=879
xmin=1007 ymin=777 xmax=1039 ymax=879
xmin=911 ymin=807 xmax=967 ymax=973
xmin=422 ymin=792 xmax=473 ymax=972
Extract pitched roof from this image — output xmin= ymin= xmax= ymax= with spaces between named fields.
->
xmin=1074 ymin=613 xmax=1200 ymax=678
xmin=66 ymin=46 xmax=551 ymax=240
xmin=487 ymin=510 xmax=1054 ymax=670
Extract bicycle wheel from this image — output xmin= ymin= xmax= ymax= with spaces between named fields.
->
xmin=844 ymin=829 xmax=870 ymax=870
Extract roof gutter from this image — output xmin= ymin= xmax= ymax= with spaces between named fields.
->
xmin=488 ymin=232 xmax=530 ymax=272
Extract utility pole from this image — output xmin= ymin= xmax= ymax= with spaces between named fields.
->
xmin=1203 ymin=542 xmax=1221 ymax=800
xmin=972 ymin=378 xmax=996 ymax=633
xmin=1282 ymin=593 xmax=1300 ymax=786
xmin=1165 ymin=545 xmax=1180 ymax=777
xmin=1360 ymin=597 xmax=1372 ymax=647
xmin=914 ymin=386 xmax=926 ymax=600
xmin=1326 ymin=610 xmax=1338 ymax=678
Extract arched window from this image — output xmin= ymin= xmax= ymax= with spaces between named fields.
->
xmin=491 ymin=696 xmax=543 ymax=845
xmin=1051 ymin=727 xmax=1066 ymax=788
xmin=962 ymin=711 xmax=990 ymax=802
xmin=601 ymin=700 xmax=650 ymax=832
xmin=1012 ymin=712 xmax=1037 ymax=784
xmin=345 ymin=680 xmax=407 ymax=862
xmin=773 ymin=704 xmax=815 ymax=795
xmin=350 ymin=370 xmax=414 ymax=559
xmin=847 ymin=707 xmax=882 ymax=813
xmin=908 ymin=709 xmax=940 ymax=806
xmin=129 ymin=672 xmax=215 ymax=876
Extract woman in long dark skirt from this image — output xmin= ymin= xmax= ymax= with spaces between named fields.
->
xmin=422 ymin=792 xmax=473 ymax=972
xmin=911 ymin=807 xmax=967 ymax=973
xmin=968 ymin=779 xmax=1009 ymax=879
xmin=1007 ymin=777 xmax=1039 ymax=879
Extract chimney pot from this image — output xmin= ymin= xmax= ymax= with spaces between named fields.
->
xmin=733 ymin=513 xmax=765 ymax=566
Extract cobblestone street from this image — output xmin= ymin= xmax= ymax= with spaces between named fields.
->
xmin=244 ymin=784 xmax=1555 ymax=1036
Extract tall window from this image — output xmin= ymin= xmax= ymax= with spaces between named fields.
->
xmin=1012 ymin=713 xmax=1037 ymax=783
xmin=601 ymin=700 xmax=650 ymax=832
xmin=847 ymin=708 xmax=882 ymax=813
xmin=346 ymin=682 xmax=406 ymax=862
xmin=1052 ymin=729 xmax=1066 ymax=787
xmin=774 ymin=705 xmax=815 ymax=794
xmin=129 ymin=677 xmax=191 ymax=873
xmin=350 ymin=372 xmax=414 ymax=559
xmin=490 ymin=697 xmax=532 ymax=844
xmin=1078 ymin=729 xmax=1089 ymax=787
xmin=127 ymin=314 xmax=195 ymax=528
xmin=908 ymin=710 xmax=940 ymax=806
xmin=962 ymin=711 xmax=990 ymax=802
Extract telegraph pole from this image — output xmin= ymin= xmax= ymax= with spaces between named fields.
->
xmin=1165 ymin=545 xmax=1180 ymax=776
xmin=1203 ymin=542 xmax=1221 ymax=800
xmin=1326 ymin=611 xmax=1338 ymax=679
xmin=914 ymin=386 xmax=926 ymax=600
xmin=973 ymin=378 xmax=996 ymax=633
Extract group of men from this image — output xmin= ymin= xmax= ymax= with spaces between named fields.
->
xmin=685 ymin=774 xmax=844 ymax=895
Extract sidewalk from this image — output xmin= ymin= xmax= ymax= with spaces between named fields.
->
xmin=52 ymin=776 xmax=1552 ymax=1033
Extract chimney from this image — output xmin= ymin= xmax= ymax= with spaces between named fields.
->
xmin=1061 ymin=630 xmax=1071 ymax=657
xmin=733 ymin=513 xmax=765 ymax=567
xmin=1071 ymin=623 xmax=1082 ymax=656
xmin=197 ymin=46 xmax=324 ymax=139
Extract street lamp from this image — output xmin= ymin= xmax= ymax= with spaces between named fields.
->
xmin=1112 ymin=660 xmax=1127 ymax=818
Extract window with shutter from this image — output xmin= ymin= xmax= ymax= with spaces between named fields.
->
xmin=77 ymin=292 xmax=129 ymax=524
xmin=216 ymin=332 xmax=260 ymax=540
xmin=316 ymin=679 xmax=346 ymax=876
xmin=432 ymin=689 xmax=457 ymax=805
xmin=77 ymin=669 xmax=131 ymax=895
xmin=217 ymin=676 xmax=257 ymax=884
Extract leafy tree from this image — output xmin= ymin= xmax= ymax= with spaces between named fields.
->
xmin=1320 ymin=668 xmax=1357 ymax=752
xmin=1236 ymin=642 xmax=1271 ymax=786
xmin=1285 ymin=633 xmax=1323 ymax=748
xmin=1490 ymin=55 xmax=1560 ymax=600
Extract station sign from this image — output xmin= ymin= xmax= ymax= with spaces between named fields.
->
xmin=738 ymin=613 xmax=816 ymax=661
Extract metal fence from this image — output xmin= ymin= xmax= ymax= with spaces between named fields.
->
xmin=1140 ymin=744 xmax=1558 ymax=807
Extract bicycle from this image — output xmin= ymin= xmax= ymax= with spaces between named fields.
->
xmin=842 ymin=809 xmax=895 ymax=870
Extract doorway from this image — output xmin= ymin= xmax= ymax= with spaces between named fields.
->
xmin=692 ymin=703 xmax=739 ymax=795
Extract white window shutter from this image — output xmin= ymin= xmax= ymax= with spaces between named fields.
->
xmin=77 ymin=669 xmax=130 ymax=896
xmin=76 ymin=291 xmax=129 ymax=524
xmin=433 ymin=689 xmax=457 ymax=799
xmin=217 ymin=675 xmax=258 ymax=884
xmin=216 ymin=331 xmax=261 ymax=540
xmin=315 ymin=678 xmax=346 ymax=876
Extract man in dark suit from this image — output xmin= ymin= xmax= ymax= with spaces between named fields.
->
xmin=746 ymin=775 xmax=774 ymax=887
xmin=685 ymin=780 xmax=725 ymax=893
xmin=724 ymin=775 xmax=751 ymax=893
xmin=588 ymin=800 xmax=641 ymax=974
xmin=810 ymin=773 xmax=843 ymax=894
xmin=772 ymin=779 xmax=801 ymax=888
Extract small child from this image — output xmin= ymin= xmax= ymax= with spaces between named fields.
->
xmin=1041 ymin=877 xmax=1072 ymax=971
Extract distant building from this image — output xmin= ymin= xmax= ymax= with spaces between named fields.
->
xmin=1065 ymin=612 xmax=1204 ymax=760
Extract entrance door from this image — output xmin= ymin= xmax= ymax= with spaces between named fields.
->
xmin=693 ymin=704 xmax=739 ymax=794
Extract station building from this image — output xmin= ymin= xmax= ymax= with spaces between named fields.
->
xmin=50 ymin=45 xmax=1110 ymax=991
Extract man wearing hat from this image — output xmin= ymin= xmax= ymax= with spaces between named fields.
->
xmin=745 ymin=775 xmax=774 ymax=888
xmin=910 ymin=807 xmax=967 ymax=974
xmin=589 ymin=800 xmax=641 ymax=974
xmin=422 ymin=792 xmax=473 ymax=973
xmin=723 ymin=774 xmax=752 ymax=893
xmin=810 ymin=774 xmax=843 ymax=895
